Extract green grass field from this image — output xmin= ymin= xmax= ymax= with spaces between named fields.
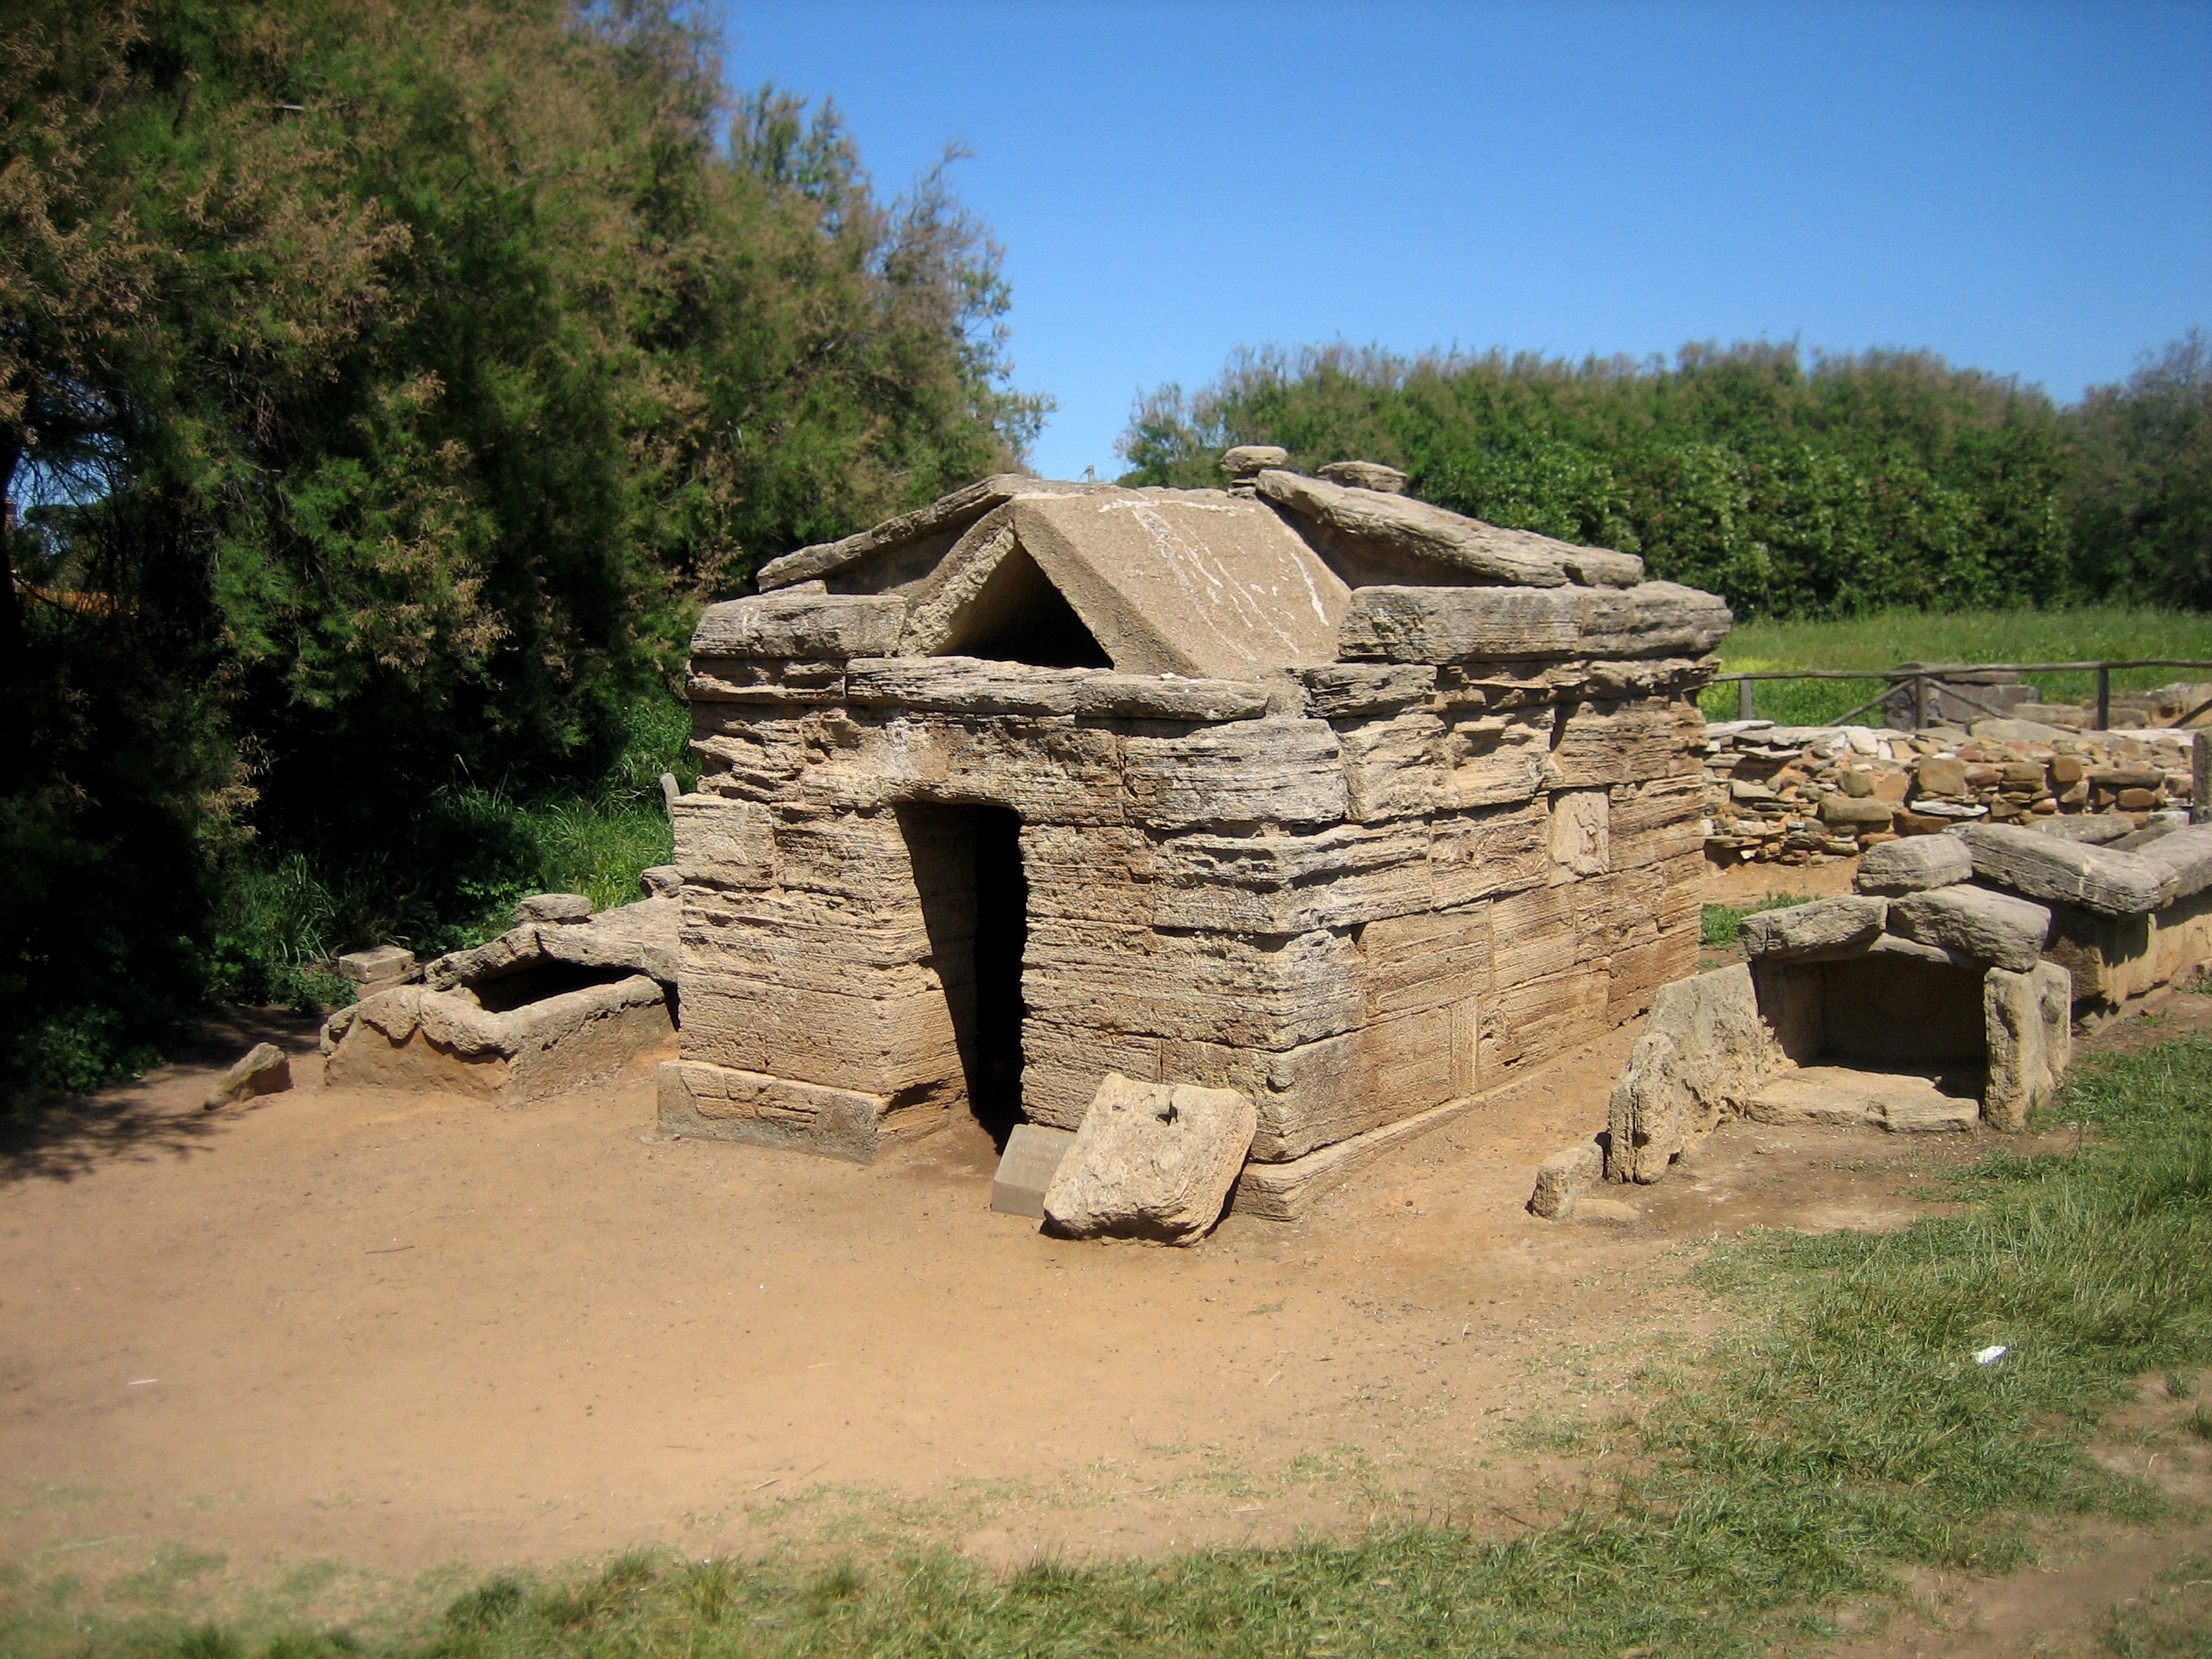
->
xmin=10 ymin=1036 xmax=2209 ymax=1659
xmin=1697 ymin=605 xmax=2212 ymax=727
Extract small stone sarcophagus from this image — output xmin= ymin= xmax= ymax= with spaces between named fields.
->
xmin=662 ymin=454 xmax=1732 ymax=1214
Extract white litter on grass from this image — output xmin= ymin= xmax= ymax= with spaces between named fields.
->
xmin=1974 ymin=1344 xmax=2009 ymax=1365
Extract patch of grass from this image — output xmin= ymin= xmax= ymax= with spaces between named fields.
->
xmin=1697 ymin=603 xmax=2212 ymax=726
xmin=2104 ymin=1549 xmax=2212 ymax=1657
xmin=9 ymin=1039 xmax=2209 ymax=1658
xmin=1700 ymin=892 xmax=1810 ymax=946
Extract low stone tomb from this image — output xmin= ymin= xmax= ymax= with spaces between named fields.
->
xmin=321 ymin=874 xmax=680 ymax=1103
xmin=1543 ymin=819 xmax=2212 ymax=1203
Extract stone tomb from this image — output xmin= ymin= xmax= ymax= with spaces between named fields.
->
xmin=661 ymin=452 xmax=1732 ymax=1217
xmin=1571 ymin=818 xmax=2212 ymax=1212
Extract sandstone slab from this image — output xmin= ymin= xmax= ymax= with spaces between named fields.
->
xmin=1959 ymin=822 xmax=2163 ymax=916
xmin=1042 ymin=1074 xmax=1257 ymax=1245
xmin=1887 ymin=883 xmax=2053 ymax=972
xmin=1854 ymin=835 xmax=1972 ymax=895
xmin=1738 ymin=896 xmax=1886 ymax=959
xmin=990 ymin=1123 xmax=1079 ymax=1218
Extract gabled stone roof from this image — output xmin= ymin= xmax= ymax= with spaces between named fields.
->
xmin=741 ymin=463 xmax=1684 ymax=681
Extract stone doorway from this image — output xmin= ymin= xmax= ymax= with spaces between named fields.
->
xmin=900 ymin=803 xmax=1030 ymax=1144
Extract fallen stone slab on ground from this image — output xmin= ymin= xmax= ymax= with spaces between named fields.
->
xmin=1043 ymin=1074 xmax=1256 ymax=1245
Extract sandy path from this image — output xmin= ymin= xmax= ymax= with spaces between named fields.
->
xmin=4 ymin=985 xmax=2205 ymax=1658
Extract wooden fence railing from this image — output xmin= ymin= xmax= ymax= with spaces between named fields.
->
xmin=1709 ymin=660 xmax=2212 ymax=731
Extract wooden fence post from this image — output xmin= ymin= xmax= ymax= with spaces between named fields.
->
xmin=2195 ymin=731 xmax=2209 ymax=826
xmin=2097 ymin=666 xmax=2111 ymax=732
xmin=1737 ymin=678 xmax=1753 ymax=720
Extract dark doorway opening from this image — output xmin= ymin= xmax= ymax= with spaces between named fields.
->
xmin=899 ymin=803 xmax=1029 ymax=1144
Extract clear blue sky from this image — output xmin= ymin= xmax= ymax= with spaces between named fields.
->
xmin=710 ymin=1 xmax=2212 ymax=484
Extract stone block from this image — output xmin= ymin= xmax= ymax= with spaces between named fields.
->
xmin=337 ymin=945 xmax=416 ymax=986
xmin=1854 ymin=835 xmax=1972 ymax=895
xmin=1959 ymin=823 xmax=2162 ymax=916
xmin=1738 ymin=896 xmax=1887 ymax=958
xmin=1982 ymin=961 xmax=2073 ymax=1132
xmin=1607 ymin=964 xmax=1779 ymax=1182
xmin=991 ymin=1124 xmax=1079 ymax=1218
xmin=1041 ymin=1073 xmax=1257 ymax=1244
xmin=1294 ymin=661 xmax=1437 ymax=718
xmin=1438 ymin=707 xmax=1549 ymax=808
xmin=203 ymin=1042 xmax=292 ymax=1110
xmin=1336 ymin=582 xmax=1731 ymax=663
xmin=2129 ymin=825 xmax=2212 ymax=905
xmin=842 ymin=656 xmax=1270 ymax=723
xmin=1819 ymin=795 xmax=1897 ymax=828
xmin=658 ymin=1058 xmax=896 ymax=1163
xmin=515 ymin=893 xmax=593 ymax=924
xmin=1915 ymin=755 xmax=1970 ymax=796
xmin=1334 ymin=710 xmax=1445 ymax=821
xmin=1528 ymin=1140 xmax=1603 ymax=1219
xmin=1121 ymin=718 xmax=1347 ymax=829
xmin=686 ymin=658 xmax=846 ymax=704
xmin=1547 ymin=789 xmax=1611 ymax=878
xmin=1257 ymin=469 xmax=1576 ymax=586
xmin=692 ymin=591 xmax=905 ymax=659
xmin=1887 ymin=883 xmax=2053 ymax=972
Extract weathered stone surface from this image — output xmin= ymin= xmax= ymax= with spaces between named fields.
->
xmin=657 ymin=1058 xmax=916 ymax=1163
xmin=990 ymin=1123 xmax=1079 ymax=1218
xmin=1041 ymin=1073 xmax=1257 ymax=1244
xmin=1914 ymin=755 xmax=1970 ymax=796
xmin=757 ymin=474 xmax=1075 ymax=591
xmin=692 ymin=591 xmax=906 ymax=660
xmin=1608 ymin=965 xmax=1781 ymax=1183
xmin=1258 ymin=469 xmax=1615 ymax=586
xmin=1738 ymin=896 xmax=1887 ymax=958
xmin=687 ymin=658 xmax=846 ymax=704
xmin=1888 ymin=883 xmax=2053 ymax=972
xmin=1121 ymin=718 xmax=1347 ymax=828
xmin=2130 ymin=825 xmax=2212 ymax=905
xmin=672 ymin=793 xmax=777 ymax=890
xmin=1959 ymin=822 xmax=2163 ymax=916
xmin=538 ymin=894 xmax=680 ymax=987
xmin=1336 ymin=582 xmax=1731 ymax=663
xmin=338 ymin=945 xmax=416 ymax=986
xmin=639 ymin=864 xmax=681 ymax=899
xmin=516 ymin=893 xmax=592 ymax=924
xmin=1307 ymin=459 xmax=1403 ymax=496
xmin=1983 ymin=962 xmax=2074 ymax=1132
xmin=1221 ymin=445 xmax=1289 ymax=477
xmin=1013 ymin=492 xmax=1348 ymax=679
xmin=1548 ymin=790 xmax=1611 ymax=878
xmin=327 ymin=976 xmax=672 ymax=1103
xmin=1528 ymin=1139 xmax=1603 ymax=1218
xmin=1819 ymin=795 xmax=1897 ymax=828
xmin=1854 ymin=835 xmax=1973 ymax=895
xmin=203 ymin=1042 xmax=291 ymax=1110
xmin=842 ymin=655 xmax=1270 ymax=722
xmin=1293 ymin=661 xmax=1437 ymax=718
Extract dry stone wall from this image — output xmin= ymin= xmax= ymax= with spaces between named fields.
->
xmin=1703 ymin=717 xmax=2200 ymax=867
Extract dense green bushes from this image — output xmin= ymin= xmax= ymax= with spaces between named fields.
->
xmin=1120 ymin=335 xmax=2207 ymax=619
xmin=0 ymin=0 xmax=1041 ymax=1091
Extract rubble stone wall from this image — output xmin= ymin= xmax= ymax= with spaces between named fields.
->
xmin=1703 ymin=717 xmax=2201 ymax=868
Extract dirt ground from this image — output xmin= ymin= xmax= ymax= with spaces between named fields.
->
xmin=5 ymin=912 xmax=2210 ymax=1652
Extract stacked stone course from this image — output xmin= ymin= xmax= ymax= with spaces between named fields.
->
xmin=1702 ymin=717 xmax=2198 ymax=866
xmin=663 ymin=460 xmax=1733 ymax=1213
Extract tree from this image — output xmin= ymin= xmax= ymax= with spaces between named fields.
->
xmin=2068 ymin=329 xmax=2212 ymax=606
xmin=2 ymin=0 xmax=1045 ymax=1089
